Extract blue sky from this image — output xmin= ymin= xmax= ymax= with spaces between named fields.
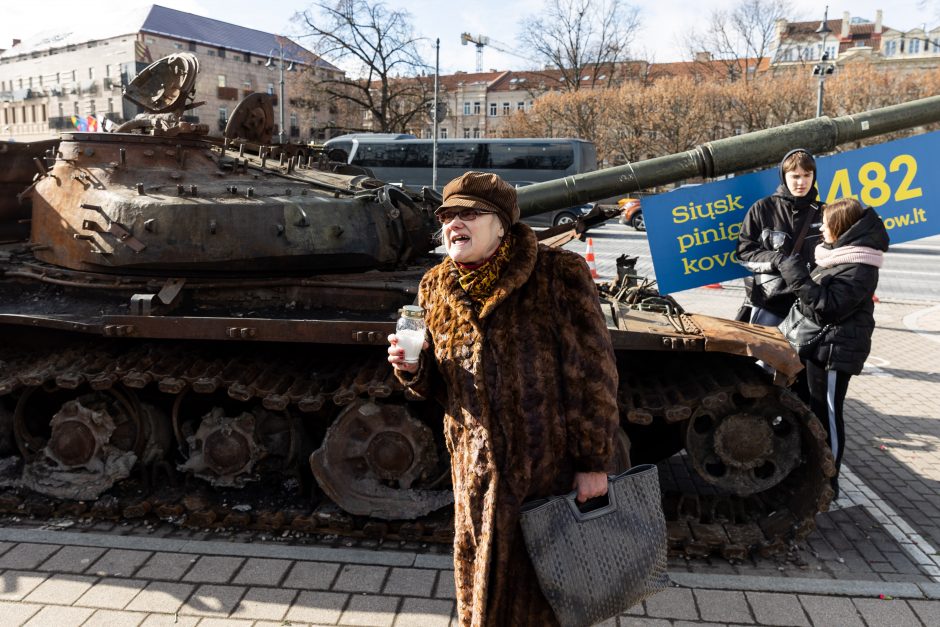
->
xmin=0 ymin=1 xmax=931 ymax=73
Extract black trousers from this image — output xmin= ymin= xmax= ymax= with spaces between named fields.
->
xmin=801 ymin=358 xmax=852 ymax=476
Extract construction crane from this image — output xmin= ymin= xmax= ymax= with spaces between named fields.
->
xmin=460 ymin=33 xmax=537 ymax=72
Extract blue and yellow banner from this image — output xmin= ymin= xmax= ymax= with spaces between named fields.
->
xmin=644 ymin=130 xmax=939 ymax=294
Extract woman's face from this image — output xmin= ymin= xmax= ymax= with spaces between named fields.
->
xmin=822 ymin=213 xmax=835 ymax=244
xmin=784 ymin=166 xmax=814 ymax=198
xmin=442 ymin=211 xmax=505 ymax=264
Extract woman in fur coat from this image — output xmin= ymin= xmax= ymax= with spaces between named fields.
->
xmin=388 ymin=171 xmax=619 ymax=626
xmin=778 ymin=197 xmax=889 ymax=500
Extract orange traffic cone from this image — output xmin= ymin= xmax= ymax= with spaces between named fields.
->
xmin=585 ymin=237 xmax=600 ymax=279
xmin=704 ymin=283 xmax=723 ymax=289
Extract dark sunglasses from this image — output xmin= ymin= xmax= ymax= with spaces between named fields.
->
xmin=437 ymin=208 xmax=497 ymax=224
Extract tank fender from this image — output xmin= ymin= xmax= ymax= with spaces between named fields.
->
xmin=688 ymin=314 xmax=802 ymax=384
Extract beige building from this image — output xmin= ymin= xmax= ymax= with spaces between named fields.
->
xmin=0 ymin=4 xmax=345 ymax=142
xmin=771 ymin=10 xmax=940 ymax=71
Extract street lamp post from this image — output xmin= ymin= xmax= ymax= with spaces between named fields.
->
xmin=814 ymin=7 xmax=834 ymax=118
xmin=266 ymin=41 xmax=295 ymax=144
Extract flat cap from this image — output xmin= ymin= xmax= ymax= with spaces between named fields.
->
xmin=438 ymin=171 xmax=520 ymax=226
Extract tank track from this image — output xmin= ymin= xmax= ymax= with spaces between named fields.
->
xmin=0 ymin=342 xmax=834 ymax=559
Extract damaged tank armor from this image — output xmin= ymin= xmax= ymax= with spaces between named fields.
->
xmin=1 ymin=53 xmax=938 ymax=556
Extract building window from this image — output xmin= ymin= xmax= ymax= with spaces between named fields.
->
xmin=41 ymin=104 xmax=46 ymax=122
xmin=473 ymin=101 xmax=481 ymax=114
xmin=219 ymin=106 xmax=228 ymax=122
xmin=188 ymin=41 xmax=197 ymax=51
xmin=472 ymin=127 xmax=480 ymax=138
xmin=73 ymin=101 xmax=79 ymax=115
xmin=58 ymin=103 xmax=63 ymax=118
xmin=146 ymin=37 xmax=156 ymax=44
xmin=218 ymin=48 xmax=226 ymax=58
xmin=909 ymin=38 xmax=921 ymax=54
xmin=30 ymin=105 xmax=36 ymax=122
xmin=517 ymin=101 xmax=524 ymax=111
xmin=463 ymin=127 xmax=470 ymax=138
xmin=104 ymin=64 xmax=110 ymax=78
xmin=173 ymin=42 xmax=183 ymax=50
xmin=463 ymin=102 xmax=471 ymax=115
xmin=232 ymin=53 xmax=241 ymax=61
xmin=502 ymin=102 xmax=510 ymax=115
xmin=884 ymin=40 xmax=897 ymax=56
xmin=88 ymin=67 xmax=94 ymax=80
xmin=218 ymin=75 xmax=226 ymax=87
xmin=88 ymin=100 xmax=95 ymax=115
xmin=107 ymin=98 xmax=113 ymax=113
xmin=825 ymin=45 xmax=836 ymax=59
xmin=267 ymin=83 xmax=275 ymax=95
xmin=207 ymin=49 xmax=216 ymax=57
xmin=439 ymin=127 xmax=447 ymax=138
xmin=489 ymin=102 xmax=496 ymax=116
xmin=243 ymin=79 xmax=252 ymax=89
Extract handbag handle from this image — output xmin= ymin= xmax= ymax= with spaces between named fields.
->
xmin=564 ymin=476 xmax=618 ymax=522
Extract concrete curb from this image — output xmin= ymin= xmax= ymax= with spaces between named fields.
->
xmin=669 ymin=572 xmax=940 ymax=600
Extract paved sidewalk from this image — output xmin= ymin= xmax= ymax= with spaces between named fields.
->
xmin=1 ymin=291 xmax=939 ymax=626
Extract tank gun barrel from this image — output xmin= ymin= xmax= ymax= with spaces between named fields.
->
xmin=516 ymin=95 xmax=940 ymax=217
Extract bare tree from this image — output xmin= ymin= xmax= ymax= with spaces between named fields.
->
xmin=688 ymin=0 xmax=793 ymax=83
xmin=296 ymin=0 xmax=432 ymax=133
xmin=518 ymin=0 xmax=640 ymax=91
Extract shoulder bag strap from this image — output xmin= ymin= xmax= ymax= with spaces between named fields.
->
xmin=790 ymin=205 xmax=817 ymax=255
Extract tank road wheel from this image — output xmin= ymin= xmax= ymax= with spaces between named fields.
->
xmin=13 ymin=386 xmax=170 ymax=500
xmin=173 ymin=392 xmax=300 ymax=488
xmin=681 ymin=385 xmax=835 ymax=553
xmin=310 ymin=399 xmax=453 ymax=519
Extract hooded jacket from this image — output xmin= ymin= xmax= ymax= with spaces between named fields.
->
xmin=737 ymin=149 xmax=824 ymax=317
xmin=397 ymin=222 xmax=619 ymax=626
xmin=778 ymin=207 xmax=889 ymax=374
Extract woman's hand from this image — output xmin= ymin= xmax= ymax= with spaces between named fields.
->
xmin=387 ymin=333 xmax=428 ymax=373
xmin=573 ymin=471 xmax=608 ymax=504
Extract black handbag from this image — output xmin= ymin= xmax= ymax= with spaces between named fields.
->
xmin=519 ymin=465 xmax=669 ymax=627
xmin=779 ymin=300 xmax=832 ymax=357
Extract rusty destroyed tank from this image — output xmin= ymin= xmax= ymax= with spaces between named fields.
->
xmin=1 ymin=53 xmax=939 ymax=558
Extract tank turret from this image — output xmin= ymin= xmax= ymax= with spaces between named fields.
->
xmin=1 ymin=55 xmax=938 ymax=555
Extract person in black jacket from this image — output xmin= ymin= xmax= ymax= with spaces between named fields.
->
xmin=737 ymin=149 xmax=823 ymax=325
xmin=777 ymin=198 xmax=889 ymax=499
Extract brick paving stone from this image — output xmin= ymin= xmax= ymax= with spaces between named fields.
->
xmin=853 ymin=598 xmax=922 ymax=627
xmin=909 ymin=599 xmax=940 ymax=625
xmin=798 ymin=595 xmax=864 ymax=627
xmin=139 ymin=614 xmax=200 ymax=627
xmin=394 ymin=597 xmax=454 ymax=627
xmin=229 ymin=585 xmax=297 ymax=620
xmin=383 ymin=567 xmax=437 ymax=597
xmin=231 ymin=557 xmax=291 ymax=586
xmin=22 ymin=573 xmax=96 ymax=605
xmin=434 ymin=570 xmax=456 ymax=600
xmin=694 ymin=590 xmax=752 ymax=623
xmin=745 ymin=592 xmax=809 ymax=626
xmin=0 ymin=543 xmax=59 ymax=569
xmin=620 ymin=619 xmax=673 ymax=626
xmin=187 ymin=619 xmax=255 ymax=626
xmin=0 ymin=599 xmax=42 ymax=624
xmin=0 ymin=570 xmax=48 ymax=601
xmin=592 ymin=618 xmax=617 ymax=627
xmin=35 ymin=545 xmax=106 ymax=573
xmin=282 ymin=560 xmax=341 ymax=590
xmin=0 ymin=541 xmax=13 ymax=556
xmin=74 ymin=576 xmax=148 ymax=609
xmin=22 ymin=605 xmax=95 ymax=626
xmin=340 ymin=594 xmax=400 ymax=626
xmin=135 ymin=552 xmax=197 ymax=581
xmin=285 ymin=590 xmax=349 ymax=624
xmin=645 ymin=587 xmax=698 ymax=620
xmin=182 ymin=555 xmax=244 ymax=583
xmin=333 ymin=564 xmax=389 ymax=593
xmin=87 ymin=548 xmax=151 ymax=577
xmin=125 ymin=580 xmax=195 ymax=613
xmin=82 ymin=609 xmax=151 ymax=626
xmin=179 ymin=583 xmax=246 ymax=617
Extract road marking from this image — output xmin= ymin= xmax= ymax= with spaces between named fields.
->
xmin=902 ymin=305 xmax=940 ymax=346
xmin=832 ymin=465 xmax=940 ymax=582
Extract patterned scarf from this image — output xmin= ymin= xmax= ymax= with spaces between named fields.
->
xmin=814 ymin=244 xmax=884 ymax=269
xmin=452 ymin=235 xmax=513 ymax=304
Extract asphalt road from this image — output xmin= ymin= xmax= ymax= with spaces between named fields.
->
xmin=570 ymin=221 xmax=940 ymax=304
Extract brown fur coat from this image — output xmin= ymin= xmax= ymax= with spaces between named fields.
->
xmin=399 ymin=223 xmax=619 ymax=626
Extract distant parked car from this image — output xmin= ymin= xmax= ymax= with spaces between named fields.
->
xmin=618 ymin=197 xmax=644 ymax=231
xmin=515 ymin=182 xmax=596 ymax=227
